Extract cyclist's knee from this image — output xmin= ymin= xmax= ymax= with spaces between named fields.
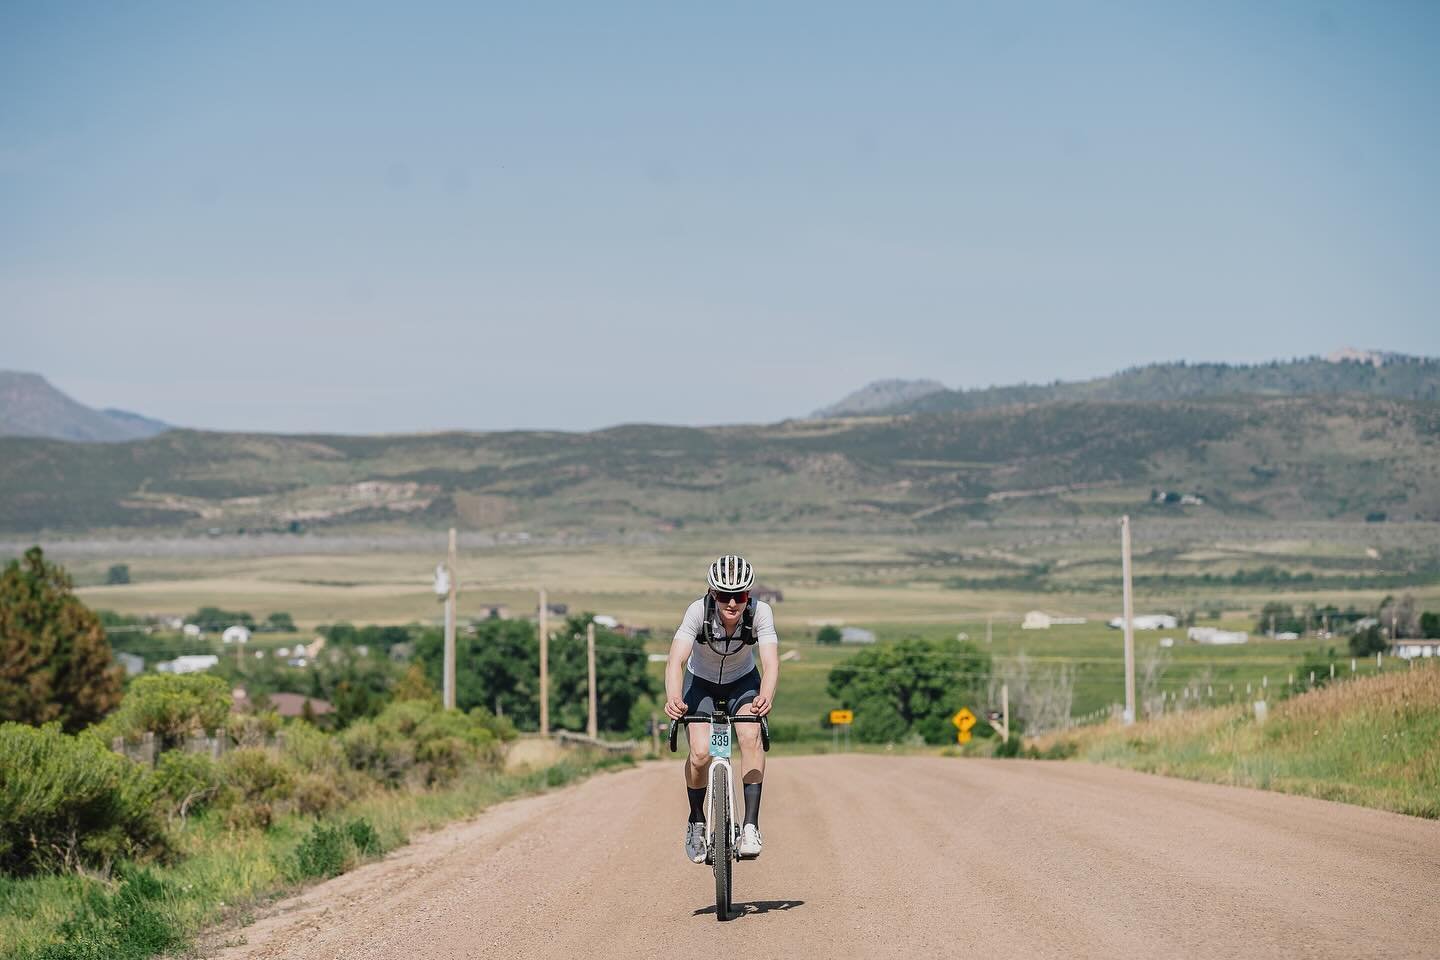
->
xmin=687 ymin=749 xmax=712 ymax=769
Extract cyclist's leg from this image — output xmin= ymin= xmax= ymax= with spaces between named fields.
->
xmin=681 ymin=674 xmax=715 ymax=863
xmin=730 ymin=670 xmax=766 ymax=855
xmin=682 ymin=672 xmax=715 ymax=791
xmin=730 ymin=668 xmax=765 ymax=787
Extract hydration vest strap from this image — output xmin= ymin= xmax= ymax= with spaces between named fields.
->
xmin=700 ymin=594 xmax=758 ymax=646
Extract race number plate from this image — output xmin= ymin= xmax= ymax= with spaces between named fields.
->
xmin=709 ymin=723 xmax=732 ymax=759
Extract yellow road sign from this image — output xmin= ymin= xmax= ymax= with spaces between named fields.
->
xmin=952 ymin=707 xmax=976 ymax=731
xmin=829 ymin=709 xmax=854 ymax=725
xmin=957 ymin=730 xmax=972 ymax=744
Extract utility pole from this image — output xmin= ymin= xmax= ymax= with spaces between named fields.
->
xmin=1001 ymin=682 xmax=1010 ymax=741
xmin=1121 ymin=515 xmax=1136 ymax=725
xmin=538 ymin=588 xmax=550 ymax=737
xmin=444 ymin=528 xmax=457 ymax=710
xmin=586 ymin=620 xmax=598 ymax=739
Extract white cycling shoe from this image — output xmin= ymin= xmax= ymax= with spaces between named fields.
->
xmin=685 ymin=822 xmax=707 ymax=864
xmin=738 ymin=824 xmax=763 ymax=859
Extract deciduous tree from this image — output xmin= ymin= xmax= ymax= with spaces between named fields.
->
xmin=548 ymin=615 xmax=656 ymax=733
xmin=827 ymin=636 xmax=989 ymax=744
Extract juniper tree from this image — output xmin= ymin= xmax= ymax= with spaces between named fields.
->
xmin=0 ymin=547 xmax=122 ymax=731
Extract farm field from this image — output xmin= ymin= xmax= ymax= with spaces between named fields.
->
xmin=31 ymin=522 xmax=1437 ymax=734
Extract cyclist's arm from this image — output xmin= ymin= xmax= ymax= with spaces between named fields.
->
xmin=750 ymin=602 xmax=780 ymax=715
xmin=664 ymin=602 xmax=702 ymax=718
xmin=751 ymin=642 xmax=779 ymax=716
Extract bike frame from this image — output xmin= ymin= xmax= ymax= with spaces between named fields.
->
xmin=669 ymin=699 xmax=771 ymax=862
xmin=705 ymin=712 xmax=738 ymax=862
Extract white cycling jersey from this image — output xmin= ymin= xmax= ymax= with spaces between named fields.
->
xmin=674 ymin=598 xmax=778 ymax=683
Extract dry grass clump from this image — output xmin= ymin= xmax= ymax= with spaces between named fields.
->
xmin=1278 ymin=665 xmax=1439 ymax=726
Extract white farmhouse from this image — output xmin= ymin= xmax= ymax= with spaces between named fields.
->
xmin=157 ymin=654 xmax=220 ymax=674
xmin=222 ymin=625 xmax=251 ymax=646
xmin=1188 ymin=627 xmax=1248 ymax=645
xmin=1108 ymin=615 xmax=1179 ymax=631
xmin=1392 ymin=640 xmax=1439 ymax=659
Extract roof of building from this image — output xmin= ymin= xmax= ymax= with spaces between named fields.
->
xmin=267 ymin=692 xmax=335 ymax=717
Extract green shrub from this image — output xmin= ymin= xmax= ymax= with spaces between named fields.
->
xmin=467 ymin=705 xmax=518 ymax=742
xmin=24 ymin=865 xmax=183 ymax=960
xmin=153 ymin=752 xmax=223 ymax=821
xmin=366 ymin=701 xmax=501 ymax=786
xmin=218 ymin=748 xmax=295 ymax=829
xmin=339 ymin=720 xmax=414 ymax=787
xmin=278 ymin=721 xmax=345 ymax=775
xmin=291 ymin=774 xmax=344 ymax=817
xmin=0 ymin=723 xmax=165 ymax=876
xmin=288 ymin=822 xmax=349 ymax=880
xmin=95 ymin=674 xmax=231 ymax=750
xmin=287 ymin=817 xmax=382 ymax=882
xmin=993 ymin=734 xmax=1024 ymax=758
xmin=225 ymin=710 xmax=281 ymax=748
xmin=345 ymin=817 xmax=381 ymax=856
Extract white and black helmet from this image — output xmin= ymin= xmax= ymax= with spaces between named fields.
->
xmin=707 ymin=554 xmax=754 ymax=592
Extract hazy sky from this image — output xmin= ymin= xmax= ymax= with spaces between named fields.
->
xmin=3 ymin=2 xmax=1438 ymax=433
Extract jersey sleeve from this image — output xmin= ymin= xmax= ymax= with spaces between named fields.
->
xmin=673 ymin=599 xmax=705 ymax=645
xmin=753 ymin=601 xmax=779 ymax=645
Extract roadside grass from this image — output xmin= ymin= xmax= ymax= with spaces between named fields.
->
xmin=1030 ymin=664 xmax=1440 ymax=818
xmin=0 ymin=751 xmax=634 ymax=960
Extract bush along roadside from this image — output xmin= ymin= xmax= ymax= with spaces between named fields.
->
xmin=1 ymin=690 xmax=631 ymax=960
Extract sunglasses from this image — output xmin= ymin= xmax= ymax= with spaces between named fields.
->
xmin=712 ymin=589 xmax=750 ymax=605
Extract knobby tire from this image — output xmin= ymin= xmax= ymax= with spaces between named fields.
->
xmin=710 ymin=762 xmax=732 ymax=921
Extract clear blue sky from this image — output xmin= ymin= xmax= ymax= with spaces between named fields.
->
xmin=3 ymin=1 xmax=1437 ymax=433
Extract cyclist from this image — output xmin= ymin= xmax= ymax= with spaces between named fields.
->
xmin=664 ymin=554 xmax=779 ymax=863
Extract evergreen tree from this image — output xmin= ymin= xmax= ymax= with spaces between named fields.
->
xmin=0 ymin=547 xmax=123 ymax=731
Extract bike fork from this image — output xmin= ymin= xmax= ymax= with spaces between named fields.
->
xmin=706 ymin=758 xmax=738 ymax=862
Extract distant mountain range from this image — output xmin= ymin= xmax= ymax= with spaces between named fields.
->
xmin=0 ymin=372 xmax=170 ymax=443
xmin=2 ymin=394 xmax=1437 ymax=534
xmin=3 ymin=351 xmax=1438 ymax=536
xmin=814 ymin=351 xmax=1440 ymax=418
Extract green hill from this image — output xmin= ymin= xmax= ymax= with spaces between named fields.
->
xmin=821 ymin=355 xmax=1440 ymax=417
xmin=1 ymin=396 xmax=1436 ymax=535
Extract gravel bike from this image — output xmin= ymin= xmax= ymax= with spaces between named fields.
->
xmin=670 ymin=697 xmax=770 ymax=921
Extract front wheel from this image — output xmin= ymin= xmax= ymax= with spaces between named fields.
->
xmin=710 ymin=762 xmax=732 ymax=921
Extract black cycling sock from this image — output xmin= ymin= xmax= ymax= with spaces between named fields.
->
xmin=687 ymin=786 xmax=706 ymax=823
xmin=743 ymin=782 xmax=762 ymax=827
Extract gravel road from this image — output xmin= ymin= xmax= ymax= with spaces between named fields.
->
xmin=211 ymin=756 xmax=1439 ymax=960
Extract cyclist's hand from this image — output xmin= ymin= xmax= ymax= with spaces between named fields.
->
xmin=664 ymin=696 xmax=687 ymax=720
xmin=748 ymin=696 xmax=771 ymax=717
